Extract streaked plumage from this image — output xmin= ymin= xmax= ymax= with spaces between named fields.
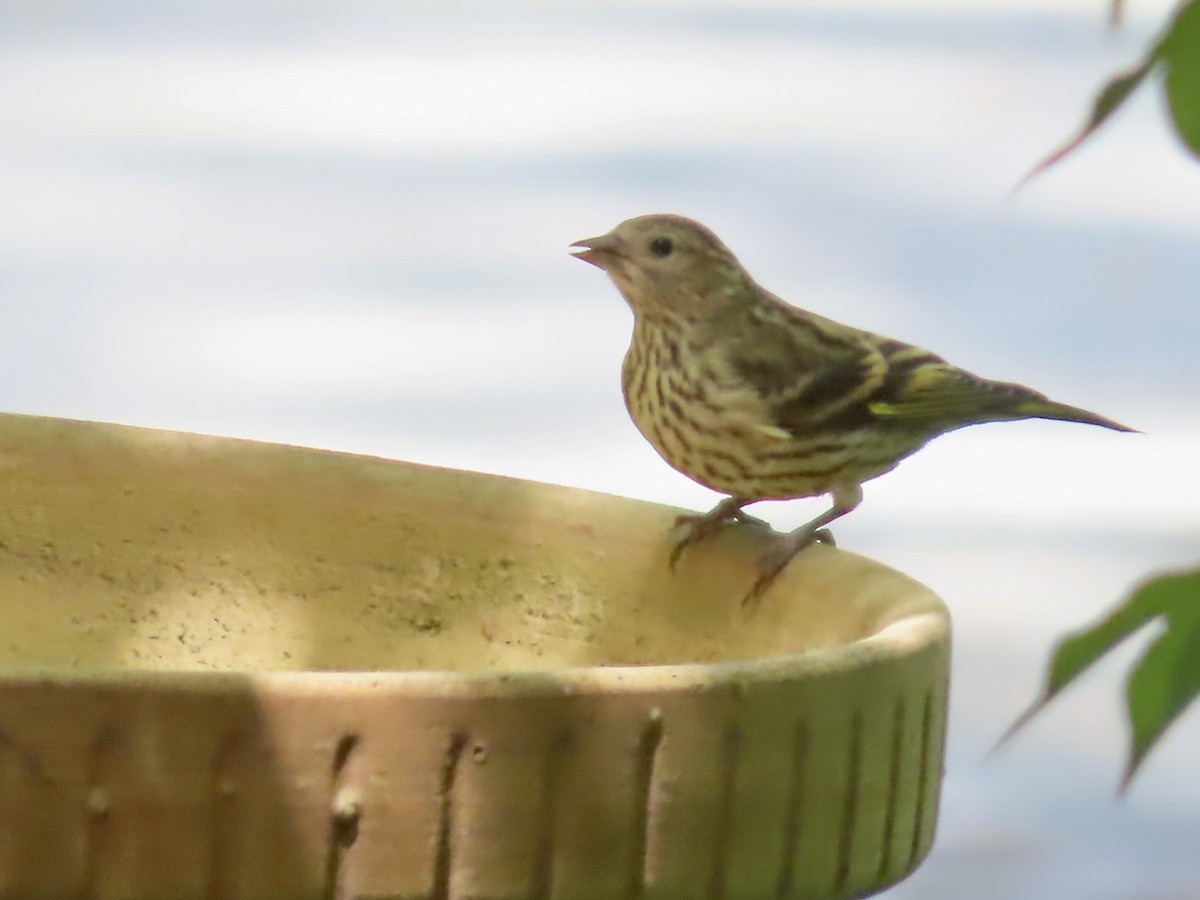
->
xmin=570 ymin=214 xmax=1134 ymax=603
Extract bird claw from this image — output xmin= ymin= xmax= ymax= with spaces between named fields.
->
xmin=669 ymin=502 xmax=770 ymax=572
xmin=668 ymin=516 xmax=721 ymax=572
xmin=741 ymin=527 xmax=829 ymax=607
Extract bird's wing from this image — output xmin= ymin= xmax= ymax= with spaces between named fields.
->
xmin=713 ymin=293 xmax=1045 ymax=433
xmin=867 ymin=352 xmax=1136 ymax=431
xmin=718 ymin=303 xmax=889 ymax=430
xmin=724 ymin=307 xmax=1012 ymax=431
xmin=864 ymin=348 xmax=1041 ymax=424
xmin=718 ymin=301 xmax=1123 ymax=434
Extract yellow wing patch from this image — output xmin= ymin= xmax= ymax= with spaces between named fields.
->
xmin=868 ymin=365 xmax=984 ymax=420
xmin=905 ymin=364 xmax=954 ymax=392
xmin=867 ymin=401 xmax=903 ymax=417
xmin=753 ymin=423 xmax=793 ymax=441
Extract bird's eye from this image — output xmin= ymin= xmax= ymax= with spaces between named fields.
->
xmin=649 ymin=236 xmax=673 ymax=259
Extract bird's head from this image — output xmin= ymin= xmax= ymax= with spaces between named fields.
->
xmin=570 ymin=214 xmax=749 ymax=318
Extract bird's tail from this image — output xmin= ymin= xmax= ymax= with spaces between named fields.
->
xmin=1015 ymin=398 xmax=1138 ymax=433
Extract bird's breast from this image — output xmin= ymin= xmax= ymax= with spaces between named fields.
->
xmin=621 ymin=324 xmax=929 ymax=500
xmin=622 ymin=326 xmax=814 ymax=498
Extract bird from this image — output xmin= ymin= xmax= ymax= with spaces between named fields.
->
xmin=569 ymin=214 xmax=1135 ymax=605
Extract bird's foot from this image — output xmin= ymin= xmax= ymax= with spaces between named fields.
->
xmin=669 ymin=498 xmax=767 ymax=571
xmin=741 ymin=526 xmax=833 ymax=607
xmin=668 ymin=515 xmax=727 ymax=571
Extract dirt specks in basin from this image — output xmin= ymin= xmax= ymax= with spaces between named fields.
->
xmin=362 ymin=584 xmax=447 ymax=636
xmin=0 ymin=515 xmax=615 ymax=672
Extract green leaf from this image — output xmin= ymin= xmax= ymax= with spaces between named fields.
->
xmin=999 ymin=568 xmax=1200 ymax=763
xmin=1121 ymin=582 xmax=1200 ymax=789
xmin=1161 ymin=0 xmax=1200 ymax=157
xmin=1014 ymin=58 xmax=1156 ymax=191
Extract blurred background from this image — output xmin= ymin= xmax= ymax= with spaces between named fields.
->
xmin=2 ymin=0 xmax=1199 ymax=895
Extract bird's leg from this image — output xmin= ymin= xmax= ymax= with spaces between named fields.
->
xmin=743 ymin=483 xmax=864 ymax=607
xmin=670 ymin=496 xmax=763 ymax=571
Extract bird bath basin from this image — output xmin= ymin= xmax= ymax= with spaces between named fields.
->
xmin=0 ymin=413 xmax=949 ymax=898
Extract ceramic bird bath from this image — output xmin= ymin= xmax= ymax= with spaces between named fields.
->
xmin=0 ymin=413 xmax=948 ymax=898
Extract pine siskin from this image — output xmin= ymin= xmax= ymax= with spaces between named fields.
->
xmin=570 ymin=214 xmax=1135 ymax=605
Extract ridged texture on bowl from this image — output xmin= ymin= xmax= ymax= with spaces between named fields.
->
xmin=0 ymin=654 xmax=945 ymax=899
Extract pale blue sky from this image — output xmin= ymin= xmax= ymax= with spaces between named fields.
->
xmin=1 ymin=2 xmax=1198 ymax=896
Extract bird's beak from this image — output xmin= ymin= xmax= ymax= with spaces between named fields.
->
xmin=569 ymin=232 xmax=622 ymax=269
